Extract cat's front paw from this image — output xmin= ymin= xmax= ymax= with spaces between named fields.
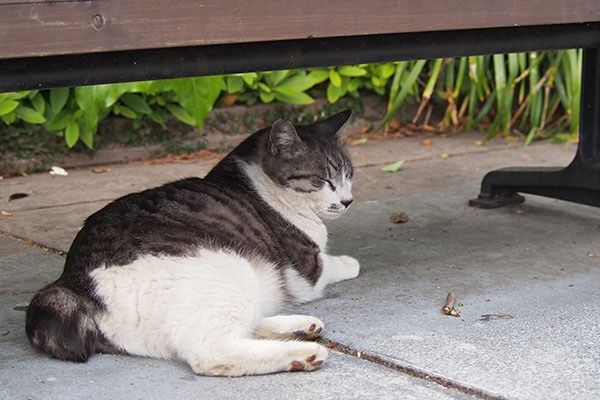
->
xmin=338 ymin=255 xmax=360 ymax=280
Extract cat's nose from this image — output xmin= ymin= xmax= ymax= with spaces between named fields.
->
xmin=341 ymin=199 xmax=353 ymax=208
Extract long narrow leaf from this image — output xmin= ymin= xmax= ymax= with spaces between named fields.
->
xmin=379 ymin=59 xmax=426 ymax=128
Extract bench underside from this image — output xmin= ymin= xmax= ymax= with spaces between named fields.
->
xmin=0 ymin=4 xmax=599 ymax=209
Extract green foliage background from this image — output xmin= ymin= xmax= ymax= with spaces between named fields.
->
xmin=0 ymin=50 xmax=582 ymax=153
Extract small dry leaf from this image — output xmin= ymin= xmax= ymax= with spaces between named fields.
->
xmin=91 ymin=167 xmax=111 ymax=174
xmin=421 ymin=139 xmax=433 ymax=146
xmin=390 ymin=212 xmax=409 ymax=223
xmin=1 ymin=211 xmax=14 ymax=217
xmin=351 ymin=138 xmax=368 ymax=146
xmin=441 ymin=153 xmax=450 ymax=159
xmin=360 ymin=126 xmax=370 ymax=135
xmin=220 ymin=93 xmax=240 ymax=106
xmin=389 ymin=118 xmax=401 ymax=130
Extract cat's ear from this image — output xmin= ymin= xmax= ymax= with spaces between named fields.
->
xmin=316 ymin=109 xmax=352 ymax=137
xmin=268 ymin=119 xmax=303 ymax=157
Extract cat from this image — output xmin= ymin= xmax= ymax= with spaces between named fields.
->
xmin=25 ymin=109 xmax=360 ymax=376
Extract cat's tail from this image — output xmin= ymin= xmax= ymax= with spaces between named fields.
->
xmin=25 ymin=283 xmax=100 ymax=362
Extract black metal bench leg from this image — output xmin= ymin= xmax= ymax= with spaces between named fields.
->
xmin=469 ymin=47 xmax=600 ymax=209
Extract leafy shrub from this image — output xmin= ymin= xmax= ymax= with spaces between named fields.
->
xmin=0 ymin=50 xmax=582 ymax=151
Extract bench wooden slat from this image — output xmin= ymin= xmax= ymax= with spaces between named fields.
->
xmin=1 ymin=0 xmax=599 ymax=59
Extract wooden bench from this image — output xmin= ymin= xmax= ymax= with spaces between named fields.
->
xmin=1 ymin=0 xmax=599 ymax=208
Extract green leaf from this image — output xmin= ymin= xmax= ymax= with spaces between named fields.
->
xmin=329 ymin=69 xmax=342 ymax=87
xmin=264 ymin=70 xmax=289 ymax=87
xmin=31 ymin=93 xmax=46 ymax=115
xmin=5 ymin=91 xmax=30 ymax=101
xmin=50 ymin=88 xmax=70 ymax=114
xmin=75 ymin=85 xmax=109 ymax=133
xmin=149 ymin=80 xmax=176 ymax=94
xmin=174 ymin=76 xmax=222 ymax=130
xmin=166 ymin=103 xmax=196 ymax=126
xmin=47 ymin=109 xmax=72 ymax=131
xmin=239 ymin=72 xmax=258 ymax=86
xmin=1 ymin=111 xmax=16 ymax=125
xmin=15 ymin=105 xmax=46 ymax=123
xmin=347 ymin=78 xmax=361 ymax=93
xmin=381 ymin=63 xmax=397 ymax=79
xmin=0 ymin=100 xmax=19 ymax=116
xmin=103 ymin=84 xmax=131 ymax=108
xmin=306 ymin=69 xmax=330 ymax=83
xmin=338 ymin=66 xmax=367 ymax=77
xmin=381 ymin=160 xmax=405 ymax=172
xmin=150 ymin=108 xmax=168 ymax=124
xmin=120 ymin=93 xmax=152 ymax=115
xmin=258 ymin=82 xmax=272 ymax=93
xmin=114 ymin=104 xmax=138 ymax=119
xmin=79 ymin=124 xmax=94 ymax=149
xmin=277 ymin=74 xmax=318 ymax=93
xmin=379 ymin=59 xmax=426 ymax=128
xmin=273 ymin=90 xmax=314 ymax=105
xmin=226 ymin=76 xmax=245 ymax=93
xmin=65 ymin=119 xmax=80 ymax=147
xmin=259 ymin=92 xmax=276 ymax=103
xmin=327 ymin=82 xmax=343 ymax=103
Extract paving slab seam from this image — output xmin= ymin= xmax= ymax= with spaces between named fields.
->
xmin=0 ymin=230 xmax=66 ymax=256
xmin=353 ymin=145 xmax=523 ymax=169
xmin=317 ymin=338 xmax=510 ymax=400
xmin=9 ymin=198 xmax=115 ymax=213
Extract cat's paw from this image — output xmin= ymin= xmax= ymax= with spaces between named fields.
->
xmin=288 ymin=344 xmax=328 ymax=372
xmin=338 ymin=255 xmax=360 ymax=280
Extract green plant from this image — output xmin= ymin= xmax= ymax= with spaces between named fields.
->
xmin=0 ymin=50 xmax=583 ymax=161
xmin=378 ymin=50 xmax=582 ymax=143
xmin=0 ymin=77 xmax=222 ymax=150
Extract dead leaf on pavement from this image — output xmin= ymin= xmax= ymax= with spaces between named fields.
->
xmin=390 ymin=212 xmax=409 ymax=223
xmin=350 ymin=138 xmax=368 ymax=146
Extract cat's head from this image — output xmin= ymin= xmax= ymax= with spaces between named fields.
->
xmin=262 ymin=110 xmax=354 ymax=220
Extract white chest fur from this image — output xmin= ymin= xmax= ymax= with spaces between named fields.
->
xmin=241 ymin=162 xmax=328 ymax=249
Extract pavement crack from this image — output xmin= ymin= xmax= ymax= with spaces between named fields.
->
xmin=0 ymin=231 xmax=66 ymax=257
xmin=354 ymin=145 xmax=520 ymax=169
xmin=12 ymin=198 xmax=114 ymax=212
xmin=317 ymin=337 xmax=510 ymax=400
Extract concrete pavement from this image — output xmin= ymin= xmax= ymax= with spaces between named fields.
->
xmin=1 ymin=131 xmax=598 ymax=399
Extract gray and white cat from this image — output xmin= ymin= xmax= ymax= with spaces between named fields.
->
xmin=26 ymin=110 xmax=360 ymax=376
